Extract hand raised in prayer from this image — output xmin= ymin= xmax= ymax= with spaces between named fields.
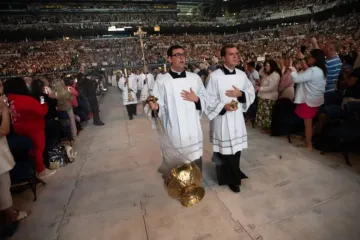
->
xmin=296 ymin=51 xmax=305 ymax=60
xmin=181 ymin=88 xmax=199 ymax=102
xmin=224 ymin=103 xmax=237 ymax=112
xmin=225 ymin=85 xmax=242 ymax=98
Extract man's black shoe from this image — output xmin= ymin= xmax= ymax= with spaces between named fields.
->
xmin=94 ymin=122 xmax=105 ymax=126
xmin=129 ymin=116 xmax=133 ymax=120
xmin=228 ymin=184 xmax=240 ymax=193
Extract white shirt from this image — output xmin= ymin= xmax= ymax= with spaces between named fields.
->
xmin=291 ymin=66 xmax=326 ymax=107
xmin=0 ymin=137 xmax=15 ymax=175
xmin=137 ymin=74 xmax=144 ymax=90
xmin=248 ymin=70 xmax=260 ymax=87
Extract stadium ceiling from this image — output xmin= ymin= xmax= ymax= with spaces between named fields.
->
xmin=4 ymin=0 xmax=216 ymax=2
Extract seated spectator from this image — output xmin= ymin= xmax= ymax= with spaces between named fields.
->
xmin=4 ymin=78 xmax=55 ymax=178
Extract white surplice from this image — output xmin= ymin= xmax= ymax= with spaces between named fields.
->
xmin=156 ymin=73 xmax=163 ymax=81
xmin=118 ymin=74 xmax=138 ymax=105
xmin=137 ymin=74 xmax=143 ymax=91
xmin=140 ymin=73 xmax=155 ymax=101
xmin=152 ymin=72 xmax=213 ymax=161
xmin=206 ymin=68 xmax=255 ymax=155
xmin=111 ymin=75 xmax=117 ymax=87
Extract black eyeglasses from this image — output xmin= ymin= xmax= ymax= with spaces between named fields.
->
xmin=171 ymin=53 xmax=186 ymax=58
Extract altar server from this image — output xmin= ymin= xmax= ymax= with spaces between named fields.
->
xmin=119 ymin=69 xmax=138 ymax=120
xmin=140 ymin=66 xmax=155 ymax=107
xmin=148 ymin=45 xmax=216 ymax=171
xmin=206 ymin=44 xmax=255 ymax=193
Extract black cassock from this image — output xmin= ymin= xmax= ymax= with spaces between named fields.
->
xmin=213 ymin=151 xmax=248 ymax=186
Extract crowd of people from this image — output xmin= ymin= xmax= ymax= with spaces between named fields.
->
xmin=0 ymin=72 xmax=106 ymax=237
xmin=1 ymin=13 xmax=359 ymax=77
xmin=0 ymin=0 xmax=350 ymax=31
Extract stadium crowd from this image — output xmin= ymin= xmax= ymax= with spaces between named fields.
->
xmin=0 ymin=0 xmax=351 ymax=30
xmin=0 ymin=13 xmax=359 ymax=77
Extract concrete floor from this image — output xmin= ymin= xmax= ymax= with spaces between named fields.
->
xmin=12 ymin=87 xmax=360 ymax=240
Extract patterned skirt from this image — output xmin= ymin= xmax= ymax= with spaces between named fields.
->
xmin=255 ymin=98 xmax=276 ymax=129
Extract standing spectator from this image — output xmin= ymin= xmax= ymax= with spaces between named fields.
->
xmin=0 ymin=91 xmax=30 ymax=238
xmin=311 ymin=38 xmax=342 ymax=103
xmin=247 ymin=61 xmax=260 ymax=88
xmin=77 ymin=74 xmax=104 ymax=126
xmin=278 ymin=56 xmax=295 ymax=100
xmin=4 ymin=78 xmax=54 ymax=178
xmin=290 ymin=49 xmax=326 ymax=150
xmin=255 ymin=60 xmax=281 ymax=132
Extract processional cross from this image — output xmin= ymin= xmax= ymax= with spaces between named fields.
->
xmin=134 ymin=26 xmax=147 ymax=67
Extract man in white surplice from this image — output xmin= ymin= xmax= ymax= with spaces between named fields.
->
xmin=206 ymin=44 xmax=255 ymax=193
xmin=139 ymin=66 xmax=155 ymax=108
xmin=148 ymin=45 xmax=215 ymax=171
xmin=118 ymin=69 xmax=138 ymax=120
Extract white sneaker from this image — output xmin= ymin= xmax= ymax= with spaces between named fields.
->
xmin=38 ymin=169 xmax=56 ymax=179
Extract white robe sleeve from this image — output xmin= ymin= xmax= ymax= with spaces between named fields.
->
xmin=196 ymin=76 xmax=222 ymax=120
xmin=118 ymin=78 xmax=125 ymax=90
xmin=241 ymin=75 xmax=256 ymax=112
xmin=148 ymin=74 xmax=155 ymax=94
xmin=131 ymin=76 xmax=138 ymax=92
xmin=204 ymin=75 xmax=226 ymax=121
xmin=146 ymin=79 xmax=165 ymax=129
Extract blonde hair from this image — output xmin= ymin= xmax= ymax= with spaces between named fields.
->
xmin=53 ymin=79 xmax=72 ymax=111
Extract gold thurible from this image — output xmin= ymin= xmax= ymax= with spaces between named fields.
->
xmin=148 ymin=96 xmax=205 ymax=207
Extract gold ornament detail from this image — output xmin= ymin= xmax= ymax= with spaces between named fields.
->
xmin=230 ymin=100 xmax=239 ymax=110
xmin=165 ymin=162 xmax=205 ymax=207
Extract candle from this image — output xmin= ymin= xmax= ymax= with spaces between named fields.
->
xmin=124 ymin=68 xmax=127 ymax=77
xmin=164 ymin=64 xmax=167 ymax=72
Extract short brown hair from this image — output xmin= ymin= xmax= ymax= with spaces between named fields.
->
xmin=220 ymin=44 xmax=237 ymax=57
xmin=331 ymin=41 xmax=341 ymax=52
